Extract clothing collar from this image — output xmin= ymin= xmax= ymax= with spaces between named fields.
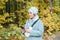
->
xmin=30 ymin=15 xmax=39 ymax=22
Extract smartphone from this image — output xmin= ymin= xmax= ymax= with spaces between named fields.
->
xmin=19 ymin=26 xmax=24 ymax=29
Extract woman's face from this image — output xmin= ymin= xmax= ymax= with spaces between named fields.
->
xmin=28 ymin=12 xmax=34 ymax=19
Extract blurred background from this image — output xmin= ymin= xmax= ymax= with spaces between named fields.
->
xmin=0 ymin=0 xmax=60 ymax=40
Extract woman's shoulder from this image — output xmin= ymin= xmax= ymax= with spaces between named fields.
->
xmin=38 ymin=19 xmax=43 ymax=23
xmin=37 ymin=19 xmax=44 ymax=25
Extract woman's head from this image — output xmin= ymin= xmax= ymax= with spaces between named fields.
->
xmin=28 ymin=7 xmax=38 ymax=19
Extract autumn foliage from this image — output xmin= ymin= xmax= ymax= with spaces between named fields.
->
xmin=0 ymin=0 xmax=60 ymax=40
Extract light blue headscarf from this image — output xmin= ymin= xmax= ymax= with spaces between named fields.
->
xmin=28 ymin=7 xmax=38 ymax=15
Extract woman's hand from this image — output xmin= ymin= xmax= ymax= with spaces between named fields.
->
xmin=25 ymin=29 xmax=30 ymax=33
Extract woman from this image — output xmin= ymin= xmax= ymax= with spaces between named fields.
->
xmin=24 ymin=7 xmax=44 ymax=40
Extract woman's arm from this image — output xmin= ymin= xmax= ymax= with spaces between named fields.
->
xmin=30 ymin=21 xmax=44 ymax=37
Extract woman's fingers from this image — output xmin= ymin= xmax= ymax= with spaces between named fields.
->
xmin=25 ymin=29 xmax=30 ymax=33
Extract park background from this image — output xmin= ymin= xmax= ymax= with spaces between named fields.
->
xmin=0 ymin=0 xmax=60 ymax=40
